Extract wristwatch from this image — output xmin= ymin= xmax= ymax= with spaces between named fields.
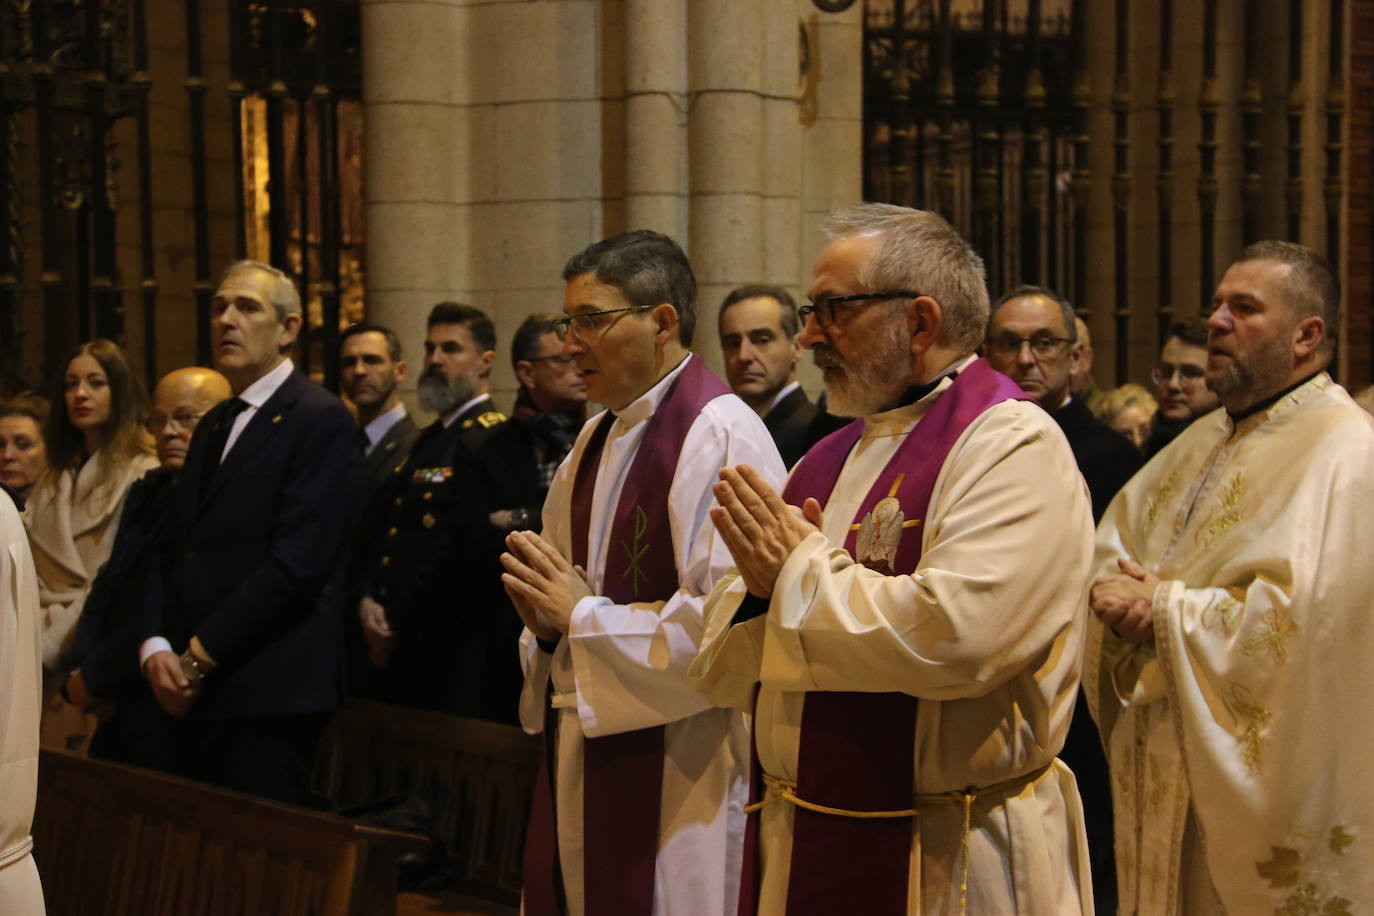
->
xmin=179 ymin=650 xmax=207 ymax=687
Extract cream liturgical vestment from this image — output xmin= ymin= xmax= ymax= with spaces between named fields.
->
xmin=0 ymin=487 xmax=46 ymax=914
xmin=692 ymin=358 xmax=1096 ymax=915
xmin=518 ymin=356 xmax=786 ymax=916
xmin=1086 ymin=374 xmax=1374 ymax=915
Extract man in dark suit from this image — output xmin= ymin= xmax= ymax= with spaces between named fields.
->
xmin=718 ymin=284 xmax=845 ymax=468
xmin=983 ymin=283 xmax=1142 ymax=915
xmin=62 ymin=366 xmax=230 ymax=768
xmin=985 ymin=285 xmax=1143 ymax=520
xmin=141 ymin=259 xmax=356 ymax=805
xmin=340 ymin=323 xmax=419 ymax=500
xmin=336 ymin=323 xmax=418 ymax=698
xmin=357 ymin=302 xmax=507 ymax=716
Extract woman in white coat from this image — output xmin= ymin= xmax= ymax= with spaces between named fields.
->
xmin=25 ymin=340 xmax=156 ymax=749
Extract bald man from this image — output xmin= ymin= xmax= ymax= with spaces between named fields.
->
xmin=61 ymin=367 xmax=230 ymax=766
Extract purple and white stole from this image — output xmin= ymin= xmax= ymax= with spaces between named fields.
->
xmin=741 ymin=358 xmax=1025 ymax=916
xmin=523 ymin=354 xmax=730 ymax=916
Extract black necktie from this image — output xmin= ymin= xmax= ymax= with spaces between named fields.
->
xmin=356 ymin=428 xmax=371 ymax=458
xmin=204 ymin=397 xmax=250 ymax=469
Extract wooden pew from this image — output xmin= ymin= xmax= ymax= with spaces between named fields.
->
xmin=33 ymin=748 xmax=428 ymax=916
xmin=312 ymin=701 xmax=541 ymax=906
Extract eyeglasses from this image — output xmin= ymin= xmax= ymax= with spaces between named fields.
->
xmin=985 ymin=333 xmax=1075 ymax=360
xmin=523 ymin=353 xmax=578 ymax=370
xmin=144 ymin=411 xmax=206 ymax=434
xmin=1151 ymin=364 xmax=1206 ymax=387
xmin=798 ymin=290 xmax=919 ymax=328
xmin=552 ymin=305 xmax=654 ymax=341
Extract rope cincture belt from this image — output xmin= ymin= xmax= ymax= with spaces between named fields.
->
xmin=745 ymin=763 xmax=1053 ymax=916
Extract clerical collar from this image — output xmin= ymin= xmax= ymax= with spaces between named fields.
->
xmin=1228 ymin=371 xmax=1323 ymax=423
xmin=888 ymin=358 xmax=966 ymax=411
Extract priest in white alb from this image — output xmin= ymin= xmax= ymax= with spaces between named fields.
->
xmin=500 ymin=231 xmax=786 ymax=916
xmin=690 ymin=203 xmax=1096 ymax=915
xmin=1086 ymin=241 xmax=1374 ymax=914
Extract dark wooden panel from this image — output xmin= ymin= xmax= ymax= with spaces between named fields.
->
xmin=33 ymin=748 xmax=426 ymax=916
xmin=313 ymin=700 xmax=541 ymax=905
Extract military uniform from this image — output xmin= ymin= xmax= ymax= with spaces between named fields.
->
xmin=363 ymin=396 xmax=507 ymax=716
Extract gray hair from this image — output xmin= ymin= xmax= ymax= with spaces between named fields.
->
xmin=1237 ymin=240 xmax=1340 ymax=352
xmin=220 ymin=259 xmax=302 ymax=322
xmin=989 ymin=284 xmax=1077 ymax=342
xmin=822 ymin=203 xmax=990 ymax=352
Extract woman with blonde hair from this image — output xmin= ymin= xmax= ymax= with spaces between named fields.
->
xmin=1093 ymin=382 xmax=1158 ymax=452
xmin=25 ymin=339 xmax=157 ymax=748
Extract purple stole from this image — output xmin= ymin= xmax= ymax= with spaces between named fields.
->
xmin=523 ymin=355 xmax=730 ymax=916
xmin=743 ymin=359 xmax=1025 ymax=915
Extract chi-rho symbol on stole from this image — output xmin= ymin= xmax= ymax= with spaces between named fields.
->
xmin=621 ymin=504 xmax=651 ymax=597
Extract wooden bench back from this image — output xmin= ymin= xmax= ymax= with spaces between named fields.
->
xmin=312 ymin=701 xmax=541 ymax=905
xmin=34 ymin=748 xmax=426 ymax=916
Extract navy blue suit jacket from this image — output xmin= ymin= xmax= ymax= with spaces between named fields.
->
xmin=153 ymin=367 xmax=356 ymax=719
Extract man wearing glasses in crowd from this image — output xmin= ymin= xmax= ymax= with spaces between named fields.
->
xmin=692 ymin=204 xmax=1095 ymax=914
xmin=61 ymin=367 xmax=230 ymax=766
xmin=501 ymin=230 xmax=784 ymax=916
xmin=1145 ymin=315 xmax=1220 ymax=456
xmin=982 ymin=285 xmax=1141 ymax=915
xmin=984 ymin=285 xmax=1143 ymax=520
xmin=464 ymin=312 xmax=590 ymax=723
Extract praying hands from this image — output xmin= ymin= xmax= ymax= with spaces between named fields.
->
xmin=710 ymin=464 xmax=823 ymax=598
xmin=501 ymin=529 xmax=592 ymax=643
xmin=1089 ymin=557 xmax=1159 ymax=644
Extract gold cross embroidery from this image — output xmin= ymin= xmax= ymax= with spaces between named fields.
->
xmin=1241 ymin=606 xmax=1299 ymax=665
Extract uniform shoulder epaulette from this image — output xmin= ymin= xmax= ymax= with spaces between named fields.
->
xmin=462 ymin=409 xmax=507 ymax=430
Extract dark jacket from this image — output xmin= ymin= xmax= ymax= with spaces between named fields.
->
xmin=153 ymin=367 xmax=357 ymax=719
xmin=1052 ymin=396 xmax=1144 ymax=522
xmin=764 ymin=386 xmax=849 ymax=469
xmin=65 ymin=469 xmax=176 ymax=699
xmin=365 ymin=397 xmax=508 ymax=717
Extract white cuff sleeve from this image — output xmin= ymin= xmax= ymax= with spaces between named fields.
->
xmin=139 ymin=636 xmax=174 ymax=669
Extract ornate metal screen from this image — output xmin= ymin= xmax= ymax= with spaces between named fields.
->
xmin=0 ymin=0 xmax=363 ymax=392
xmin=862 ymin=0 xmax=1354 ymax=385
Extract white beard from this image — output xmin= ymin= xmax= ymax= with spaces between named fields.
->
xmin=816 ymin=321 xmax=912 ymax=417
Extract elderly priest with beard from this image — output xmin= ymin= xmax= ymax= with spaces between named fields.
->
xmin=1086 ymin=241 xmax=1374 ymax=914
xmin=691 ymin=203 xmax=1096 ymax=915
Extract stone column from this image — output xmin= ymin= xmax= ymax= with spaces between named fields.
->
xmin=622 ymin=0 xmax=690 ymax=240
xmin=686 ymin=1 xmax=805 ymax=367
xmin=796 ymin=1 xmax=864 ymax=392
xmin=362 ymin=0 xmax=604 ymax=408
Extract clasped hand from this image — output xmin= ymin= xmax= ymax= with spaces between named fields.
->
xmin=1089 ymin=558 xmax=1159 ymax=645
xmin=710 ymin=465 xmax=822 ymax=598
xmin=501 ymin=530 xmax=591 ymax=643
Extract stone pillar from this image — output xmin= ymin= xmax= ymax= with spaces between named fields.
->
xmin=687 ymin=1 xmax=769 ymax=362
xmin=361 ymin=0 xmax=862 ymax=398
xmin=362 ymin=0 xmax=604 ymax=409
xmin=796 ymin=1 xmax=864 ymax=392
xmin=622 ymin=0 xmax=690 ymax=240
